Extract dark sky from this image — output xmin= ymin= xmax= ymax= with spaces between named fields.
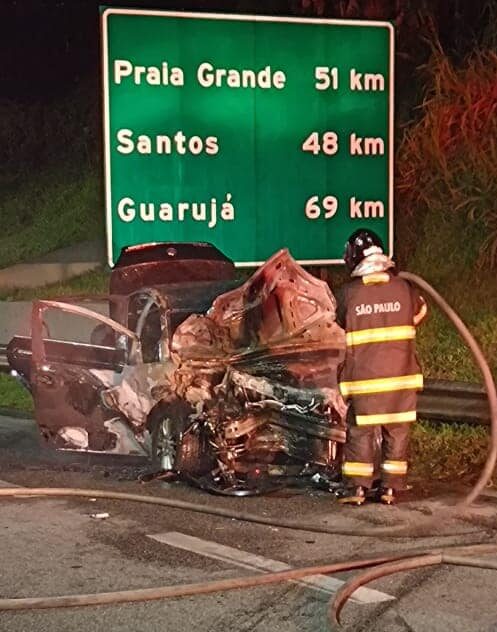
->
xmin=0 ymin=0 xmax=489 ymax=101
xmin=0 ymin=0 xmax=293 ymax=100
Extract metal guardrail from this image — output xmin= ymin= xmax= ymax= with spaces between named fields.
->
xmin=0 ymin=342 xmax=491 ymax=423
xmin=418 ymin=379 xmax=490 ymax=425
xmin=0 ymin=344 xmax=8 ymax=372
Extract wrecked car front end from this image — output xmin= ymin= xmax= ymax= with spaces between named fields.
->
xmin=8 ymin=249 xmax=347 ymax=494
xmin=160 ymin=249 xmax=347 ymax=493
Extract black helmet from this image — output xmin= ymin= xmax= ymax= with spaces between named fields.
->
xmin=344 ymin=229 xmax=384 ymax=273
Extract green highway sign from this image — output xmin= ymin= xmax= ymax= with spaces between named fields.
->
xmin=101 ymin=9 xmax=394 ymax=267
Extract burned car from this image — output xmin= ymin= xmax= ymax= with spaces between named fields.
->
xmin=8 ymin=245 xmax=347 ymax=494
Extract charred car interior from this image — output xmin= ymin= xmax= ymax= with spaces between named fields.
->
xmin=8 ymin=243 xmax=347 ymax=495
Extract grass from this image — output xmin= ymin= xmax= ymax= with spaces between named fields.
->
xmin=0 ymin=374 xmax=33 ymax=413
xmin=417 ymin=307 xmax=497 ymax=382
xmin=411 ymin=420 xmax=490 ymax=483
xmin=0 ymin=78 xmax=102 ymax=269
xmin=0 ymin=164 xmax=104 ymax=270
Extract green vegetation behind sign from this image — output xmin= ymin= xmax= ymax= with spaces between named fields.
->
xmin=101 ymin=9 xmax=393 ymax=266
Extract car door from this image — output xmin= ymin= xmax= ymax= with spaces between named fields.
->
xmin=30 ymin=298 xmax=145 ymax=455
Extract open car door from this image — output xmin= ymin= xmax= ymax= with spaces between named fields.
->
xmin=29 ymin=298 xmax=146 ymax=455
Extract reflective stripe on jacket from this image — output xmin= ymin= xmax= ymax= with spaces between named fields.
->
xmin=337 ymin=271 xmax=426 ymax=425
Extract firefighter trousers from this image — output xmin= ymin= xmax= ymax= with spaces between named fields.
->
xmin=342 ymin=418 xmax=412 ymax=490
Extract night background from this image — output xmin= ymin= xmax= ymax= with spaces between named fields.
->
xmin=0 ymin=0 xmax=496 ymax=386
xmin=2 ymin=1 xmax=497 ymax=589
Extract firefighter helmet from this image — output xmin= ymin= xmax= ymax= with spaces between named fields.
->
xmin=344 ymin=229 xmax=384 ymax=272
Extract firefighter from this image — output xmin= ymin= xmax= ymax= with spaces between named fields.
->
xmin=336 ymin=229 xmax=427 ymax=505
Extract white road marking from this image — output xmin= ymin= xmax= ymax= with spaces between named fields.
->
xmin=0 ymin=479 xmax=23 ymax=488
xmin=148 ymin=531 xmax=394 ymax=604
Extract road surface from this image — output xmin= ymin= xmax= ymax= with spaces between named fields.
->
xmin=1 ymin=415 xmax=497 ymax=632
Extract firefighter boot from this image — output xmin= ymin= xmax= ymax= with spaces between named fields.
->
xmin=379 ymin=487 xmax=396 ymax=505
xmin=337 ymin=485 xmax=366 ymax=506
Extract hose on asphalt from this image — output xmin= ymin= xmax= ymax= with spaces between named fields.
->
xmin=331 ymin=549 xmax=497 ymax=627
xmin=1 ymin=274 xmax=495 ymax=540
xmin=325 ymin=270 xmax=497 ymax=626
xmin=0 ymin=486 xmax=481 ymax=538
xmin=0 ymin=541 xmax=496 ymax=612
xmin=0 ymin=274 xmax=496 ymax=617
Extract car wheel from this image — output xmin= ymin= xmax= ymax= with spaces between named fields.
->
xmin=151 ymin=413 xmax=180 ymax=471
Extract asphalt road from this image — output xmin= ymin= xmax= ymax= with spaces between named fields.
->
xmin=1 ymin=415 xmax=497 ymax=632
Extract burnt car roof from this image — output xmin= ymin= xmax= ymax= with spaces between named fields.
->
xmin=110 ymin=242 xmax=237 ymax=297
xmin=114 ymin=242 xmax=233 ymax=268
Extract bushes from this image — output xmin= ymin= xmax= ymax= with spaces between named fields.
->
xmin=396 ymin=50 xmax=497 ymax=273
xmin=393 ymin=46 xmax=497 ymax=387
xmin=0 ymin=79 xmax=99 ymax=181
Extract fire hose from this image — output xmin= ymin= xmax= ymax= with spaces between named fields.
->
xmin=0 ymin=542 xmax=495 ymax=619
xmin=331 ymin=549 xmax=497 ymax=626
xmin=0 ymin=272 xmax=496 ymax=623
xmin=398 ymin=272 xmax=497 ymax=507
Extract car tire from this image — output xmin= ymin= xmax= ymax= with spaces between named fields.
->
xmin=148 ymin=400 xmax=191 ymax=472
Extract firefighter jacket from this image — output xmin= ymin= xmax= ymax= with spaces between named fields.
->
xmin=336 ymin=270 xmax=427 ymax=426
